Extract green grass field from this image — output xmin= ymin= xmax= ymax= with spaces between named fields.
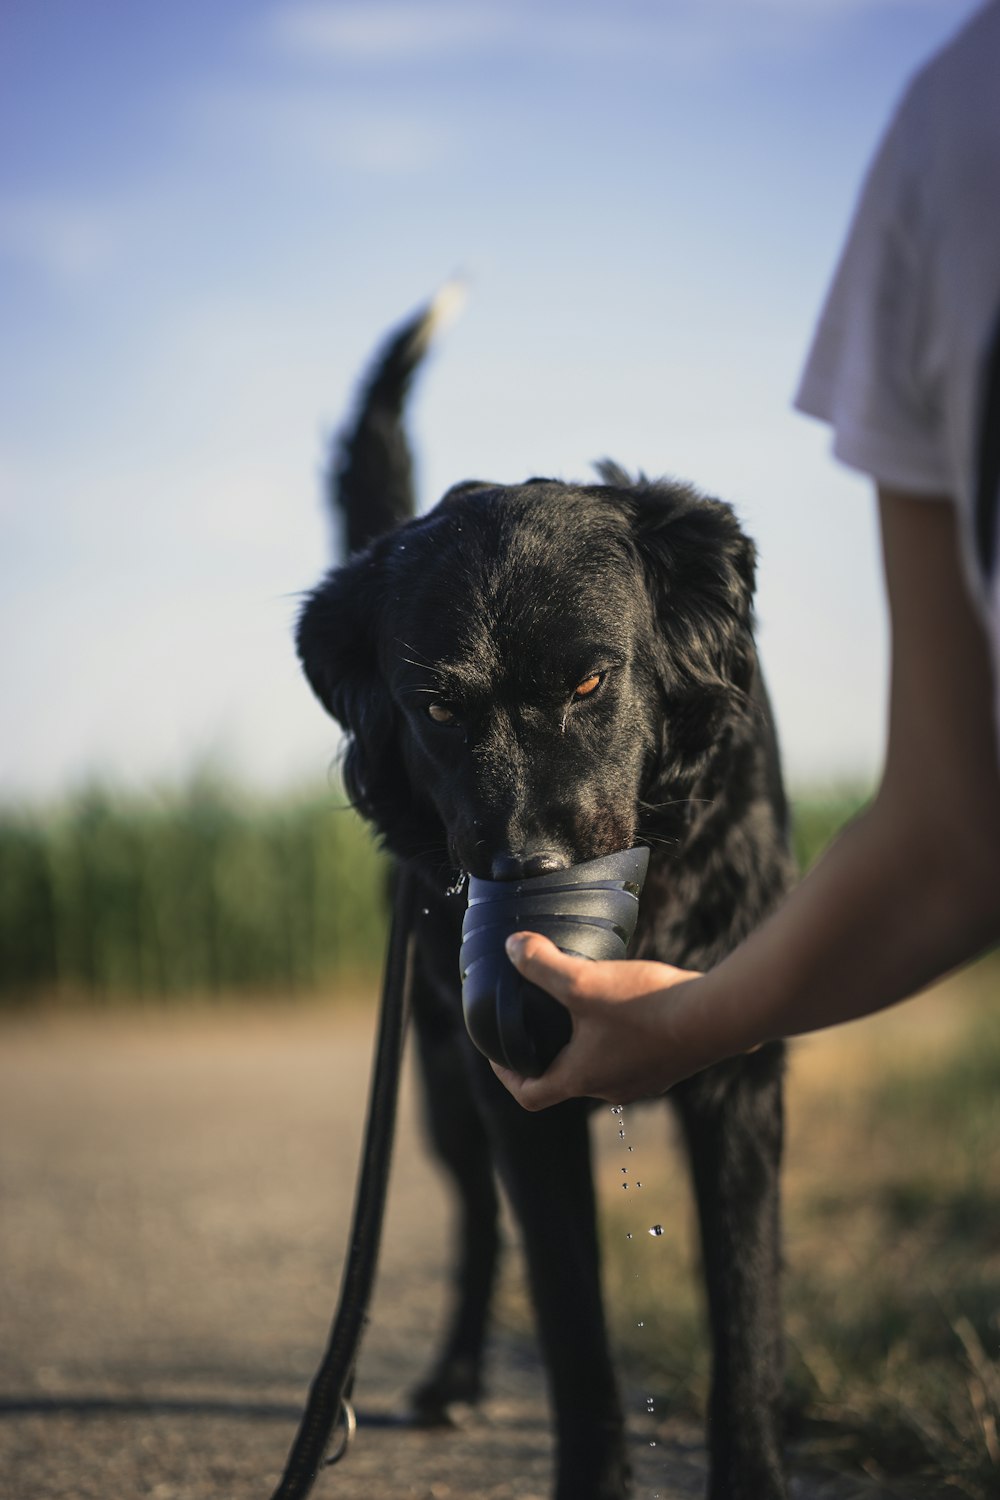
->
xmin=0 ymin=774 xmax=861 ymax=1007
xmin=0 ymin=774 xmax=389 ymax=1004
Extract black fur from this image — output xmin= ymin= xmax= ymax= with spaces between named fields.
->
xmin=298 ymin=296 xmax=795 ymax=1500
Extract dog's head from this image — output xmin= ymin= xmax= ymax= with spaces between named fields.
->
xmin=297 ymin=470 xmax=757 ymax=882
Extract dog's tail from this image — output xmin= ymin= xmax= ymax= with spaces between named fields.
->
xmin=330 ymin=279 xmax=467 ymax=557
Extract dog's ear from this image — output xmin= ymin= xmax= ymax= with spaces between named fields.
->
xmin=624 ymin=482 xmax=758 ymax=706
xmin=438 ymin=478 xmax=497 ymax=506
xmin=296 ymin=553 xmax=399 ymax=828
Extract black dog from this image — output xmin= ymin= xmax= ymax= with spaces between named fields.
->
xmin=297 ymin=293 xmax=795 ymax=1500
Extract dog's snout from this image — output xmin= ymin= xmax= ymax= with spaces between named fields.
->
xmin=489 ymin=849 xmax=569 ymax=881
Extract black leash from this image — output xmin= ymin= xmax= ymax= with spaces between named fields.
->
xmin=268 ymin=865 xmax=416 ymax=1500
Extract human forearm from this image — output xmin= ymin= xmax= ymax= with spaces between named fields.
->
xmin=691 ymin=491 xmax=1000 ymax=1055
xmin=685 ymin=787 xmax=1000 ymax=1059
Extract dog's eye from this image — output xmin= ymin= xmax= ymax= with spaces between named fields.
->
xmin=427 ymin=702 xmax=457 ymax=725
xmin=573 ymin=673 xmax=603 ymax=700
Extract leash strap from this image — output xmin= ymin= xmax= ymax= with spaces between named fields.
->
xmin=268 ymin=864 xmax=416 ymax=1499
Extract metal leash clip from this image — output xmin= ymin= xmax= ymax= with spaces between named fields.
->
xmin=322 ymin=1397 xmax=358 ymax=1467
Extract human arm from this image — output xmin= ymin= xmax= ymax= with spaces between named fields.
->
xmin=492 ymin=490 xmax=1000 ymax=1109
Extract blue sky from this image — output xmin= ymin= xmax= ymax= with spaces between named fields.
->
xmin=0 ymin=0 xmax=983 ymax=798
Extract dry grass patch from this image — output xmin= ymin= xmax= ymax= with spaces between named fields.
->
xmin=598 ymin=956 xmax=1000 ymax=1498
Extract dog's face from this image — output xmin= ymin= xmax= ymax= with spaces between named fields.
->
xmin=298 ymin=475 xmax=757 ymax=882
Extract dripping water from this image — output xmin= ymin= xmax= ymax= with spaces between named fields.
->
xmin=609 ymin=1105 xmax=666 ymax=1495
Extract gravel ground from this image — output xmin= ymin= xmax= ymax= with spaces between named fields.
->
xmin=0 ymin=1004 xmax=882 ymax=1500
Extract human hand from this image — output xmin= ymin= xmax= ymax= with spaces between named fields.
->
xmin=489 ymin=932 xmax=706 ymax=1110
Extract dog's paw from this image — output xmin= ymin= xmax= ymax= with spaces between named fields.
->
xmin=407 ymin=1359 xmax=484 ymax=1427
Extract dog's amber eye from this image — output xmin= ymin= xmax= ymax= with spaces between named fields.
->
xmin=573 ymin=673 xmax=603 ymax=700
xmin=427 ymin=702 xmax=456 ymax=725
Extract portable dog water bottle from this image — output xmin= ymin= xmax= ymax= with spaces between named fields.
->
xmin=460 ymin=846 xmax=650 ymax=1078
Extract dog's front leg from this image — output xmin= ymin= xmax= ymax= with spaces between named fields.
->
xmin=477 ymin=1067 xmax=630 ymax=1500
xmin=408 ymin=966 xmax=502 ymax=1420
xmin=676 ymin=1051 xmax=787 ymax=1500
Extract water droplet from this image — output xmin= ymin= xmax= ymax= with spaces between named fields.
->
xmin=420 ymin=907 xmax=430 ymax=917
xmin=621 ymin=1182 xmax=628 ymax=1190
xmin=649 ymin=1440 xmax=657 ymax=1448
xmin=625 ymin=1232 xmax=633 ymax=1240
xmin=637 ymin=1320 xmax=644 ymax=1327
xmin=610 ymin=1105 xmax=624 ymax=1115
xmin=618 ymin=1128 xmax=625 ymax=1138
xmin=649 ymin=1224 xmax=664 ymax=1237
xmin=627 ymin=1145 xmax=633 ymax=1152
xmin=636 ymin=1181 xmax=643 ymax=1188
xmin=621 ymin=1166 xmax=627 ymax=1174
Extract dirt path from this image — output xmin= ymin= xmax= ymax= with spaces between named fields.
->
xmin=0 ymin=1005 xmax=875 ymax=1500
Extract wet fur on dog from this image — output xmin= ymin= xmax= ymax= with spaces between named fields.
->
xmin=297 ymin=292 xmax=795 ymax=1500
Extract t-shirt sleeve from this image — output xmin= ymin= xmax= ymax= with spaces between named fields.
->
xmin=794 ymin=91 xmax=952 ymax=497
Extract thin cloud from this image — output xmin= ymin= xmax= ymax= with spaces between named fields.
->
xmin=265 ymin=0 xmax=963 ymax=67
xmin=0 ymin=197 xmax=120 ymax=283
xmin=269 ymin=0 xmax=510 ymax=59
xmin=194 ymin=83 xmax=454 ymax=173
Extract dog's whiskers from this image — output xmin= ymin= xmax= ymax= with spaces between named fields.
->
xmin=395 ymin=638 xmax=444 ymax=674
xmin=638 ymin=795 xmax=713 ymax=814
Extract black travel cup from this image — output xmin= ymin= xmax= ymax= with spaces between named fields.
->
xmin=460 ymin=846 xmax=650 ymax=1078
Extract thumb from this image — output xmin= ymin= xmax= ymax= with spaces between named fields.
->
xmin=504 ymin=931 xmax=590 ymax=1008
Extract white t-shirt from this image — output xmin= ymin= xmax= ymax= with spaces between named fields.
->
xmin=795 ymin=0 xmax=1000 ymax=757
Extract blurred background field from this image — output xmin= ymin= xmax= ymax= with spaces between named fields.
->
xmin=0 ymin=777 xmax=862 ymax=1008
xmin=1 ymin=780 xmax=997 ymax=1498
xmin=0 ymin=773 xmax=389 ymax=1006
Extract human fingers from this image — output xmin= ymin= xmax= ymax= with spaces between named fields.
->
xmin=503 ymin=930 xmax=598 ymax=1009
xmin=489 ymin=1058 xmax=567 ymax=1110
xmin=505 ymin=931 xmax=696 ymax=1009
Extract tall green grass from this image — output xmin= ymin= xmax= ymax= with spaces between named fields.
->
xmin=0 ymin=778 xmax=865 ymax=1007
xmin=0 ymin=774 xmax=389 ymax=1005
xmin=789 ymin=784 xmax=869 ymax=872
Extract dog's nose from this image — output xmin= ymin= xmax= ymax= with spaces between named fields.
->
xmin=489 ymin=850 xmax=569 ymax=881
